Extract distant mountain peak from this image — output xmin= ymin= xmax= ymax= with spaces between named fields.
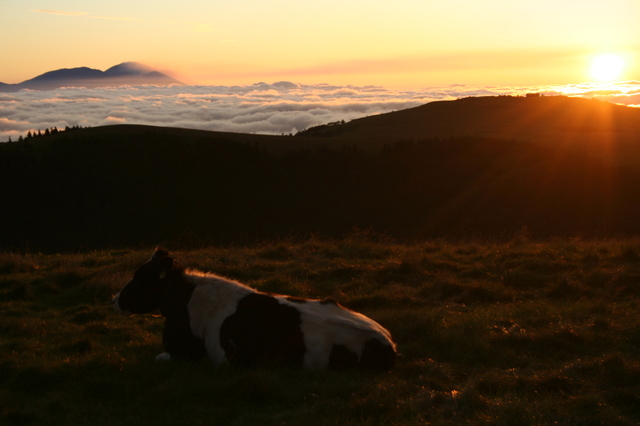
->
xmin=105 ymin=62 xmax=156 ymax=76
xmin=0 ymin=62 xmax=184 ymax=92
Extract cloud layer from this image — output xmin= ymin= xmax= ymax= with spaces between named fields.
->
xmin=1 ymin=81 xmax=639 ymax=141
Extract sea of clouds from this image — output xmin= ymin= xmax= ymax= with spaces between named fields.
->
xmin=1 ymin=80 xmax=639 ymax=141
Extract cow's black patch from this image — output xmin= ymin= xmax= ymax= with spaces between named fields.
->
xmin=219 ymin=293 xmax=305 ymax=367
xmin=328 ymin=344 xmax=358 ymax=369
xmin=159 ymin=266 xmax=206 ymax=361
xmin=359 ymin=338 xmax=396 ymax=371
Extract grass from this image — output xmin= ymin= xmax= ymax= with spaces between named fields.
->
xmin=2 ymin=236 xmax=640 ymax=425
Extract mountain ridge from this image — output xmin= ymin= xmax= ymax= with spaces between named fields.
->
xmin=0 ymin=62 xmax=183 ymax=92
xmin=298 ymin=95 xmax=640 ymax=146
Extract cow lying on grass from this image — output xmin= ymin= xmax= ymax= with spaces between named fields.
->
xmin=113 ymin=249 xmax=396 ymax=370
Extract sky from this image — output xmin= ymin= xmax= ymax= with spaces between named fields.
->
xmin=1 ymin=0 xmax=639 ymax=88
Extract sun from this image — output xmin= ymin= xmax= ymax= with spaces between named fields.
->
xmin=590 ymin=53 xmax=625 ymax=82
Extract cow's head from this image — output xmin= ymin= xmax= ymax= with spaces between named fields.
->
xmin=113 ymin=248 xmax=182 ymax=316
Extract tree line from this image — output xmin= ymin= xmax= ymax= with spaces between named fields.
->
xmin=1 ymin=128 xmax=640 ymax=252
xmin=6 ymin=125 xmax=85 ymax=143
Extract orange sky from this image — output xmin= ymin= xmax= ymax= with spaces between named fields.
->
xmin=1 ymin=0 xmax=639 ymax=88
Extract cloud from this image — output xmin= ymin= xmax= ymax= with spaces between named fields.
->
xmin=90 ymin=15 xmax=142 ymax=22
xmin=103 ymin=116 xmax=128 ymax=125
xmin=31 ymin=9 xmax=90 ymax=17
xmin=31 ymin=8 xmax=139 ymax=22
xmin=30 ymin=9 xmax=208 ymax=28
xmin=0 ymin=117 xmax=32 ymax=132
xmin=1 ymin=81 xmax=639 ymax=141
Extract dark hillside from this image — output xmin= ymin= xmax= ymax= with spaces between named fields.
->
xmin=298 ymin=96 xmax=640 ymax=163
xmin=3 ymin=115 xmax=640 ymax=250
xmin=31 ymin=124 xmax=373 ymax=155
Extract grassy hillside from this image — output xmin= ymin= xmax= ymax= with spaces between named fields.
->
xmin=2 ymin=236 xmax=640 ymax=425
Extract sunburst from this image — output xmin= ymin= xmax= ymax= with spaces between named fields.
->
xmin=590 ymin=54 xmax=625 ymax=82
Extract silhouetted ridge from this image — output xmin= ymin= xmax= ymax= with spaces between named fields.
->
xmin=24 ymin=67 xmax=105 ymax=82
xmin=299 ymin=95 xmax=640 ymax=147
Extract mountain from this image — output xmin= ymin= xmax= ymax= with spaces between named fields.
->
xmin=104 ymin=62 xmax=156 ymax=76
xmin=0 ymin=62 xmax=184 ymax=92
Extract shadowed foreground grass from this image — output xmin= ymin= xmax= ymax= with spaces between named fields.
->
xmin=1 ymin=236 xmax=640 ymax=425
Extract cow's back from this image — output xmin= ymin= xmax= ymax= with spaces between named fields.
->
xmin=285 ymin=298 xmax=396 ymax=370
xmin=184 ymin=270 xmax=396 ymax=370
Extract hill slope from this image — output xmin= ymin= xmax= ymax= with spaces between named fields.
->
xmin=299 ymin=95 xmax=640 ymax=155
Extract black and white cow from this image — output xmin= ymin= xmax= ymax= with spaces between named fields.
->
xmin=113 ymin=249 xmax=396 ymax=370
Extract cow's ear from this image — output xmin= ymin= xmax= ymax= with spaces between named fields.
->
xmin=153 ymin=247 xmax=170 ymax=260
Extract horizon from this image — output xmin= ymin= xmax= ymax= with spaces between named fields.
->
xmin=2 ymin=80 xmax=640 ymax=142
xmin=1 ymin=1 xmax=639 ymax=88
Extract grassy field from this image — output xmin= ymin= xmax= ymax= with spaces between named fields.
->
xmin=2 ymin=235 xmax=640 ymax=425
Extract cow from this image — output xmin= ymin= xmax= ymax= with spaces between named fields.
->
xmin=113 ymin=248 xmax=396 ymax=370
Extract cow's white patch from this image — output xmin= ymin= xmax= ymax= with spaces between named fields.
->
xmin=283 ymin=298 xmax=394 ymax=369
xmin=186 ymin=270 xmax=253 ymax=365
